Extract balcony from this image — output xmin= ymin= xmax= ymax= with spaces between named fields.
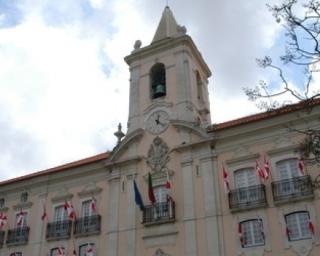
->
xmin=46 ymin=220 xmax=72 ymax=240
xmin=74 ymin=215 xmax=101 ymax=237
xmin=0 ymin=230 xmax=5 ymax=247
xmin=142 ymin=200 xmax=175 ymax=226
xmin=228 ymin=184 xmax=267 ymax=212
xmin=6 ymin=227 xmax=29 ymax=246
xmin=272 ymin=175 xmax=314 ymax=204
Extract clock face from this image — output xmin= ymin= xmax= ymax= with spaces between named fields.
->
xmin=146 ymin=110 xmax=170 ymax=134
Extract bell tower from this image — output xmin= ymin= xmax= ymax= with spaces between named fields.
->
xmin=124 ymin=6 xmax=211 ymax=135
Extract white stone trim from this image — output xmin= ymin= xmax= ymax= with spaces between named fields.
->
xmin=278 ymin=202 xmax=319 ymax=255
xmin=233 ymin=210 xmax=271 ymax=256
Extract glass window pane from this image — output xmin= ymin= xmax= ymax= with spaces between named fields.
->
xmin=241 ymin=219 xmax=264 ymax=247
xmin=286 ymin=211 xmax=312 ymax=241
xmin=235 ymin=168 xmax=257 ymax=188
xmin=82 ymin=200 xmax=91 ymax=217
xmin=54 ymin=205 xmax=67 ymax=222
xmin=277 ymin=159 xmax=300 ymax=180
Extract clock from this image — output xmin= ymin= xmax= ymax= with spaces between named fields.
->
xmin=145 ymin=110 xmax=170 ymax=134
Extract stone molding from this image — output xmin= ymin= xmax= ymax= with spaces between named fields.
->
xmin=267 ymin=144 xmax=297 ymax=156
xmin=0 ymin=206 xmax=9 ymax=212
xmin=78 ymin=183 xmax=102 ymax=198
xmin=226 ymin=153 xmax=260 ymax=167
xmin=153 ymin=248 xmax=171 ymax=256
xmin=109 ymin=129 xmax=144 ymax=162
xmin=106 ymin=170 xmax=121 ymax=182
xmin=51 ymin=189 xmax=73 ymax=203
xmin=13 ymin=201 xmax=33 ymax=210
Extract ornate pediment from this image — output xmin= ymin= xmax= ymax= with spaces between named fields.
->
xmin=147 ymin=137 xmax=170 ymax=173
xmin=153 ymin=248 xmax=171 ymax=256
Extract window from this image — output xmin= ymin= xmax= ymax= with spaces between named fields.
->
xmin=15 ymin=211 xmax=28 ymax=227
xmin=277 ymin=158 xmax=300 ymax=180
xmin=276 ymin=158 xmax=303 ymax=196
xmin=54 ymin=205 xmax=68 ymax=222
xmin=234 ymin=168 xmax=257 ymax=188
xmin=241 ymin=219 xmax=265 ymax=248
xmin=196 ymin=71 xmax=204 ymax=103
xmin=79 ymin=243 xmax=96 ymax=256
xmin=50 ymin=247 xmax=65 ymax=256
xmin=82 ymin=200 xmax=94 ymax=217
xmin=10 ymin=253 xmax=22 ymax=256
xmin=150 ymin=63 xmax=166 ymax=99
xmin=153 ymin=185 xmax=168 ymax=218
xmin=20 ymin=192 xmax=28 ymax=203
xmin=285 ymin=211 xmax=312 ymax=241
xmin=0 ymin=198 xmax=4 ymax=208
xmin=234 ymin=168 xmax=259 ymax=202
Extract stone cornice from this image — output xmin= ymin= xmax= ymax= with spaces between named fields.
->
xmin=51 ymin=191 xmax=73 ymax=203
xmin=13 ymin=201 xmax=33 ymax=211
xmin=124 ymin=35 xmax=211 ymax=78
xmin=109 ymin=128 xmax=144 ymax=162
xmin=267 ymin=145 xmax=298 ymax=156
xmin=105 ymin=156 xmax=142 ymax=169
xmin=0 ymin=206 xmax=9 ymax=212
xmin=226 ymin=153 xmax=260 ymax=167
xmin=171 ymin=120 xmax=210 ymax=139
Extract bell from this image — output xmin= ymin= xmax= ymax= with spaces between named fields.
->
xmin=153 ymin=84 xmax=166 ymax=98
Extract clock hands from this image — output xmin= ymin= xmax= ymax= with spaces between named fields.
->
xmin=155 ymin=114 xmax=168 ymax=127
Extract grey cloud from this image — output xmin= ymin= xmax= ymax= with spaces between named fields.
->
xmin=0 ymin=109 xmax=47 ymax=180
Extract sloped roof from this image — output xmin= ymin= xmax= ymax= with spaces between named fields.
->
xmin=208 ymin=98 xmax=320 ymax=132
xmin=0 ymin=152 xmax=110 ymax=186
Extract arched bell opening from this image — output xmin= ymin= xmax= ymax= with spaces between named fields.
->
xmin=150 ymin=63 xmax=166 ymax=99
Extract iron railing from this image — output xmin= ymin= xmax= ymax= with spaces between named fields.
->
xmin=6 ymin=227 xmax=29 ymax=245
xmin=74 ymin=215 xmax=101 ymax=236
xmin=46 ymin=220 xmax=72 ymax=240
xmin=142 ymin=200 xmax=175 ymax=225
xmin=272 ymin=175 xmax=314 ymax=203
xmin=228 ymin=184 xmax=267 ymax=211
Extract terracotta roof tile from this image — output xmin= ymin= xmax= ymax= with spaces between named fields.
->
xmin=208 ymin=98 xmax=320 ymax=132
xmin=0 ymin=152 xmax=110 ymax=186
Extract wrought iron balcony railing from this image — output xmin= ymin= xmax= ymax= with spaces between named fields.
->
xmin=6 ymin=227 xmax=29 ymax=245
xmin=228 ymin=184 xmax=267 ymax=212
xmin=272 ymin=175 xmax=314 ymax=203
xmin=74 ymin=215 xmax=101 ymax=236
xmin=142 ymin=200 xmax=175 ymax=225
xmin=0 ymin=230 xmax=5 ymax=247
xmin=46 ymin=220 xmax=72 ymax=240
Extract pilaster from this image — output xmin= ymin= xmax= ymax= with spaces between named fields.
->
xmin=200 ymin=153 xmax=224 ymax=256
xmin=126 ymin=172 xmax=137 ymax=256
xmin=181 ymin=155 xmax=197 ymax=256
xmin=106 ymin=170 xmax=121 ymax=256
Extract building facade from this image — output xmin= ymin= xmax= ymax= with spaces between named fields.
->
xmin=0 ymin=6 xmax=320 ymax=256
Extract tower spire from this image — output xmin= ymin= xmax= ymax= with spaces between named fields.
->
xmin=152 ymin=6 xmax=180 ymax=43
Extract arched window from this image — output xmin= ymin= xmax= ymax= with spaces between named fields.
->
xmin=150 ymin=63 xmax=166 ymax=99
xmin=285 ymin=211 xmax=312 ymax=241
xmin=79 ymin=243 xmax=96 ymax=256
xmin=239 ymin=219 xmax=265 ymax=248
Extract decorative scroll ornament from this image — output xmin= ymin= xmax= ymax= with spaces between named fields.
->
xmin=154 ymin=248 xmax=171 ymax=256
xmin=146 ymin=137 xmax=170 ymax=173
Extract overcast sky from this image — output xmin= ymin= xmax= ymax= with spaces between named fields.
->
xmin=0 ymin=0 xmax=312 ymax=180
